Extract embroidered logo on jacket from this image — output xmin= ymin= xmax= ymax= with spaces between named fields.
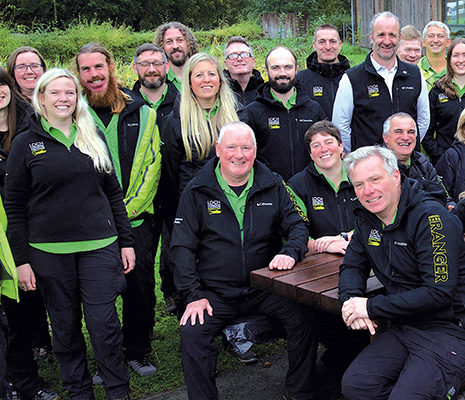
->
xmin=368 ymin=229 xmax=381 ymax=246
xmin=312 ymin=196 xmax=324 ymax=210
xmin=207 ymin=200 xmax=221 ymax=215
xmin=428 ymin=214 xmax=448 ymax=283
xmin=367 ymin=84 xmax=380 ymax=98
xmin=313 ymin=86 xmax=323 ymax=97
xmin=268 ymin=117 xmax=280 ymax=129
xmin=29 ymin=142 xmax=46 ymax=156
xmin=438 ymin=93 xmax=449 ymax=103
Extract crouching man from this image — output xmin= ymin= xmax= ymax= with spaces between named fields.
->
xmin=171 ymin=121 xmax=317 ymax=400
xmin=339 ymin=146 xmax=465 ymax=400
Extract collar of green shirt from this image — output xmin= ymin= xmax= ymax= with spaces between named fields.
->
xmin=167 ymin=68 xmax=182 ymax=92
xmin=314 ymin=162 xmax=349 ymax=193
xmin=270 ymin=87 xmax=297 ymax=110
xmin=382 ymin=208 xmax=398 ymax=229
xmin=139 ymin=83 xmax=168 ymax=110
xmin=41 ymin=117 xmax=77 ymax=149
xmin=419 ymin=56 xmax=446 ymax=80
xmin=204 ymin=99 xmax=220 ymax=121
xmin=453 ymin=80 xmax=465 ymax=98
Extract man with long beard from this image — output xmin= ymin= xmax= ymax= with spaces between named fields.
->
xmin=75 ymin=42 xmax=161 ymax=378
xmin=240 ymin=46 xmax=326 ymax=180
xmin=154 ymin=22 xmax=198 ymax=92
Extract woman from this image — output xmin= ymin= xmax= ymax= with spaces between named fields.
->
xmin=436 ymin=108 xmax=465 ymax=203
xmin=6 ymin=47 xmax=46 ymax=103
xmin=4 ymin=68 xmax=135 ymax=400
xmin=161 ymin=52 xmax=239 ymax=200
xmin=423 ymin=38 xmax=465 ymax=165
xmin=288 ymin=120 xmax=357 ymax=255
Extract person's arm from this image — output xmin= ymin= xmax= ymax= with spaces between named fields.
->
xmin=435 ymin=149 xmax=457 ymax=202
xmin=416 ymin=74 xmax=430 ymax=142
xmin=422 ymin=88 xmax=441 ymax=163
xmin=332 ymin=73 xmax=354 ymax=153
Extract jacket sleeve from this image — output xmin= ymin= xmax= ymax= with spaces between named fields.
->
xmin=276 ymin=178 xmax=309 ymax=263
xmin=170 ymin=186 xmax=205 ymax=304
xmin=422 ymin=88 xmax=441 ymax=163
xmin=367 ymin=206 xmax=463 ymax=320
xmin=436 ymin=149 xmax=458 ymax=202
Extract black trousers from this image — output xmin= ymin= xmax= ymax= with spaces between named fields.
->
xmin=342 ymin=324 xmax=465 ymax=400
xmin=0 ymin=306 xmax=8 ymax=399
xmin=180 ymin=289 xmax=317 ymax=400
xmin=122 ymin=219 xmax=156 ymax=360
xmin=30 ymin=242 xmax=129 ymax=400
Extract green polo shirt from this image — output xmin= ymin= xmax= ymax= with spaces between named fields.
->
xmin=204 ymin=99 xmax=220 ymax=121
xmin=215 ymin=162 xmax=254 ymax=241
xmin=453 ymin=80 xmax=465 ymax=98
xmin=382 ymin=209 xmax=398 ymax=229
xmin=419 ymin=56 xmax=446 ymax=90
xmin=270 ymin=87 xmax=297 ymax=110
xmin=139 ymin=83 xmax=168 ymax=110
xmin=167 ymin=68 xmax=182 ymax=92
xmin=30 ymin=118 xmax=117 ymax=254
xmin=314 ymin=163 xmax=349 ymax=193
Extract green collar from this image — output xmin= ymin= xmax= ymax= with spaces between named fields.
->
xmin=215 ymin=161 xmax=254 ymax=196
xmin=204 ymin=99 xmax=220 ymax=121
xmin=139 ymin=84 xmax=168 ymax=110
xmin=382 ymin=208 xmax=398 ymax=229
xmin=453 ymin=80 xmax=465 ymax=98
xmin=167 ymin=68 xmax=182 ymax=92
xmin=419 ymin=56 xmax=446 ymax=78
xmin=40 ymin=117 xmax=77 ymax=149
xmin=270 ymin=87 xmax=297 ymax=110
xmin=314 ymin=163 xmax=348 ymax=193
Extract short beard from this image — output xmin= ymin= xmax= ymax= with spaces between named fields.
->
xmin=80 ymin=72 xmax=120 ymax=108
xmin=140 ymin=75 xmax=166 ymax=89
xmin=269 ymin=76 xmax=295 ymax=94
xmin=169 ymin=51 xmax=188 ymax=67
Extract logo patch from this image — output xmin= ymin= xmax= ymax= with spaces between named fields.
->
xmin=268 ymin=117 xmax=280 ymax=129
xmin=438 ymin=93 xmax=449 ymax=103
xmin=256 ymin=202 xmax=273 ymax=206
xmin=367 ymin=84 xmax=380 ymax=98
xmin=29 ymin=142 xmax=46 ymax=156
xmin=312 ymin=196 xmax=324 ymax=210
xmin=428 ymin=214 xmax=448 ymax=283
xmin=401 ymin=86 xmax=414 ymax=90
xmin=207 ymin=200 xmax=221 ymax=215
xmin=368 ymin=229 xmax=381 ymax=246
xmin=313 ymin=86 xmax=323 ymax=97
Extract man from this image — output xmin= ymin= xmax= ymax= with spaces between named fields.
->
xmin=397 ymin=25 xmax=422 ymax=64
xmin=297 ymin=23 xmax=350 ymax=118
xmin=241 ymin=46 xmax=325 ymax=180
xmin=382 ymin=112 xmax=450 ymax=205
xmin=332 ymin=12 xmax=429 ymax=153
xmin=338 ymin=145 xmax=465 ymax=399
xmin=154 ymin=21 xmax=198 ymax=92
xmin=223 ymin=36 xmax=264 ymax=106
xmin=76 ymin=42 xmax=161 ymax=376
xmin=171 ymin=121 xmax=316 ymax=400
xmin=419 ymin=21 xmax=451 ymax=90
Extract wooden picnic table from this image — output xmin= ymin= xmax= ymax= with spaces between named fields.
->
xmin=251 ymin=252 xmax=384 ymax=315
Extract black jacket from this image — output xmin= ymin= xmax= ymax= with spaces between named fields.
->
xmin=346 ymin=53 xmax=422 ymax=150
xmin=297 ymin=52 xmax=350 ymax=119
xmin=339 ymin=178 xmax=465 ymax=331
xmin=436 ymin=141 xmax=465 ymax=202
xmin=171 ymin=158 xmax=309 ymax=303
xmin=224 ymin=69 xmax=264 ymax=107
xmin=4 ymin=115 xmax=134 ymax=266
xmin=240 ymin=82 xmax=326 ymax=180
xmin=423 ymin=84 xmax=465 ymax=165
xmin=287 ymin=162 xmax=357 ymax=238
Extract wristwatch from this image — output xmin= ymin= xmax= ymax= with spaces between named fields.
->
xmin=340 ymin=232 xmax=349 ymax=241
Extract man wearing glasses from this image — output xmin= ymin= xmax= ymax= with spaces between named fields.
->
xmin=223 ymin=36 xmax=264 ymax=106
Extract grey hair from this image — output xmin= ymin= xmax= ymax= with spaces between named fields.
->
xmin=134 ymin=43 xmax=167 ymax=63
xmin=224 ymin=36 xmax=253 ymax=58
xmin=344 ymin=146 xmax=399 ymax=178
xmin=217 ymin=121 xmax=256 ymax=146
xmin=370 ymin=11 xmax=400 ymax=35
xmin=422 ymin=21 xmax=450 ymax=40
xmin=382 ymin=112 xmax=416 ymax=136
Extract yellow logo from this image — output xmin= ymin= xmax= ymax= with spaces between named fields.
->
xmin=368 ymin=229 xmax=381 ymax=246
xmin=367 ymin=84 xmax=380 ymax=98
xmin=429 ymin=214 xmax=448 ymax=283
xmin=207 ymin=200 xmax=221 ymax=215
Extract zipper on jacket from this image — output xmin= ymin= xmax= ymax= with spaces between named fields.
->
xmin=288 ymin=109 xmax=296 ymax=176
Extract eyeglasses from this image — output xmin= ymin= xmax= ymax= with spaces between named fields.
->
xmin=136 ymin=61 xmax=166 ymax=68
xmin=225 ymin=52 xmax=252 ymax=60
xmin=14 ymin=63 xmax=43 ymax=72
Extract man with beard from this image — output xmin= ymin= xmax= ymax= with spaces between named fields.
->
xmin=154 ymin=22 xmax=198 ymax=92
xmin=76 ymin=42 xmax=161 ymax=378
xmin=240 ymin=46 xmax=325 ymax=180
xmin=297 ymin=23 xmax=350 ymax=118
xmin=332 ymin=12 xmax=429 ymax=153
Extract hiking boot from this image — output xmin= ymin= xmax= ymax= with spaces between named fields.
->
xmin=31 ymin=388 xmax=60 ymax=400
xmin=6 ymin=382 xmax=20 ymax=400
xmin=92 ymin=372 xmax=103 ymax=385
xmin=164 ymin=295 xmax=177 ymax=315
xmin=128 ymin=358 xmax=157 ymax=376
xmin=227 ymin=346 xmax=258 ymax=364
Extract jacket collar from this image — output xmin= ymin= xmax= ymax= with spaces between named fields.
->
xmin=305 ymin=51 xmax=350 ymax=78
xmin=131 ymin=80 xmax=178 ymax=106
xmin=223 ymin=69 xmax=265 ymax=91
xmin=364 ymin=52 xmax=412 ymax=80
xmin=256 ymin=81 xmax=312 ymax=108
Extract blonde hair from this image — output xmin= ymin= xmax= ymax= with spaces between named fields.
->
xmin=180 ymin=52 xmax=238 ymax=161
xmin=456 ymin=108 xmax=465 ymax=143
xmin=33 ymin=68 xmax=113 ymax=173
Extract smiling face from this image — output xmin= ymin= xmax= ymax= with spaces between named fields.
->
xmin=423 ymin=25 xmax=450 ymax=56
xmin=309 ymin=132 xmax=343 ymax=172
xmin=383 ymin=116 xmax=417 ymax=164
xmin=163 ymin=28 xmax=190 ymax=67
xmin=0 ymin=84 xmax=11 ymax=111
xmin=133 ymin=50 xmax=168 ymax=89
xmin=313 ymin=28 xmax=342 ymax=64
xmin=39 ymin=76 xmax=77 ymax=126
xmin=351 ymin=155 xmax=401 ymax=224
xmin=13 ymin=51 xmax=44 ymax=95
xmin=266 ymin=48 xmax=297 ymax=94
xmin=224 ymin=42 xmax=255 ymax=78
xmin=397 ymin=39 xmax=422 ymax=64
xmin=451 ymin=42 xmax=465 ymax=77
xmin=77 ymin=52 xmax=113 ymax=95
xmin=190 ymin=60 xmax=220 ymax=108
xmin=370 ymin=16 xmax=400 ymax=64
xmin=216 ymin=127 xmax=256 ymax=185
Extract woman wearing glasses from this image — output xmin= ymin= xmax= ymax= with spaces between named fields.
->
xmin=7 ymin=47 xmax=46 ymax=103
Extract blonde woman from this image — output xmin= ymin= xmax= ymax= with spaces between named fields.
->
xmin=4 ymin=68 xmax=134 ymax=400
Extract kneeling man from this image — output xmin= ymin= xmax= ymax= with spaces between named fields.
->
xmin=171 ymin=121 xmax=317 ymax=400
xmin=339 ymin=146 xmax=465 ymax=400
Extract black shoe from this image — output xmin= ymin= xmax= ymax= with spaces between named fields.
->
xmin=6 ymin=382 xmax=20 ymax=400
xmin=283 ymin=390 xmax=296 ymax=400
xmin=31 ymin=389 xmax=60 ymax=400
xmin=128 ymin=357 xmax=157 ymax=376
xmin=227 ymin=346 xmax=258 ymax=364
xmin=164 ymin=295 xmax=177 ymax=315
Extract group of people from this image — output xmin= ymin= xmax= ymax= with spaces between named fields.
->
xmin=0 ymin=9 xmax=464 ymax=400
